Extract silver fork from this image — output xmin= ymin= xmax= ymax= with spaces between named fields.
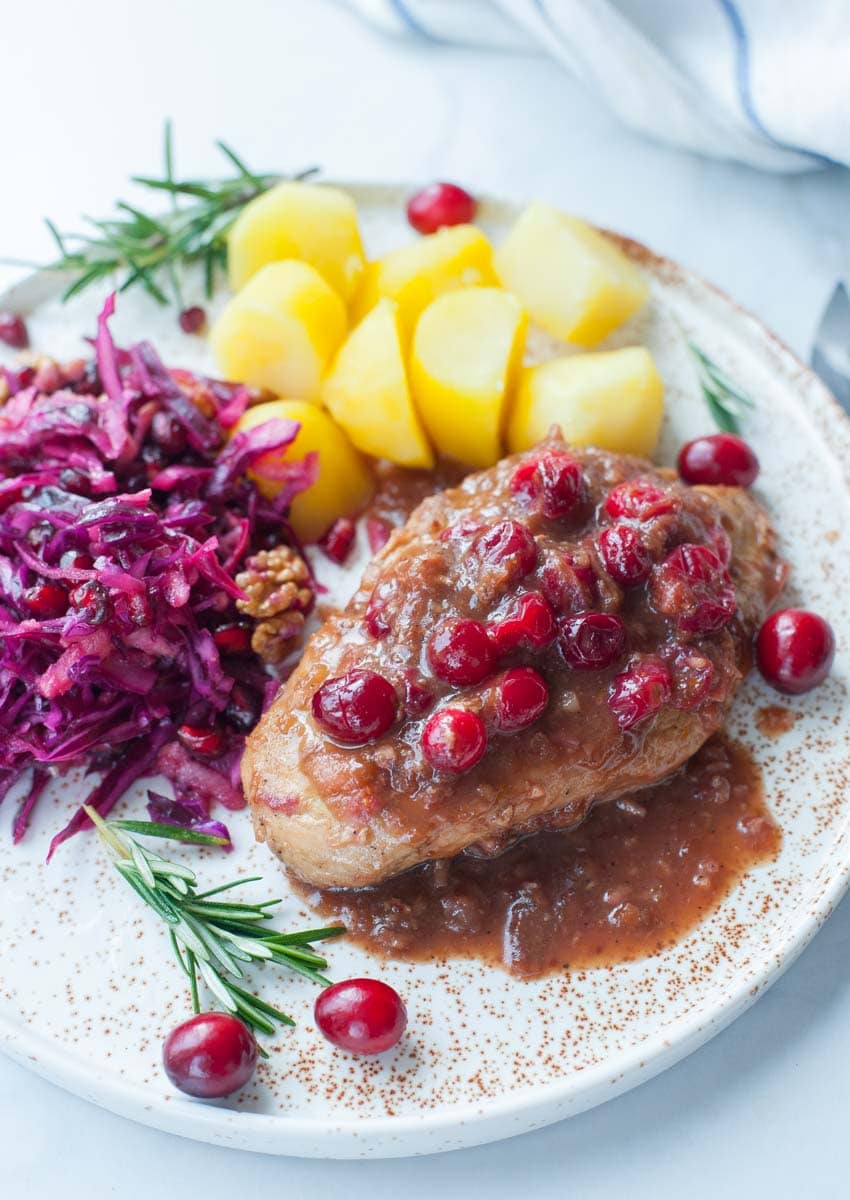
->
xmin=811 ymin=282 xmax=850 ymax=415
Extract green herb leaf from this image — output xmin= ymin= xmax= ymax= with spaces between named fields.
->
xmin=688 ymin=343 xmax=755 ymax=435
xmin=110 ymin=818 xmax=230 ymax=846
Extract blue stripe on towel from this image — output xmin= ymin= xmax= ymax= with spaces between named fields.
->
xmin=388 ymin=0 xmax=443 ymax=42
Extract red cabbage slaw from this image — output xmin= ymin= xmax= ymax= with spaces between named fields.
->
xmin=0 ymin=295 xmax=316 ymax=855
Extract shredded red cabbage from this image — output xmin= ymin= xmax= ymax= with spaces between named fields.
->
xmin=0 ymin=296 xmax=316 ymax=854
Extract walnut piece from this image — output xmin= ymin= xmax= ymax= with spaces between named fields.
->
xmin=236 ymin=546 xmax=314 ymax=664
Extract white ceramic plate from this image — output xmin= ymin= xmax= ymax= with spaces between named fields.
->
xmin=0 ymin=185 xmax=848 ymax=1159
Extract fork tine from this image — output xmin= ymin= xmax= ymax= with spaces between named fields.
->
xmin=810 ymin=282 xmax=850 ymax=415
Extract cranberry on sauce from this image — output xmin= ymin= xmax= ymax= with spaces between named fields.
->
xmin=488 ymin=591 xmax=556 ymax=656
xmin=422 ymin=708 xmax=487 ymax=773
xmin=178 ymin=305 xmax=207 ymax=335
xmin=0 ymin=312 xmax=29 ymax=349
xmin=678 ymin=434 xmax=759 ymax=488
xmin=320 ymin=517 xmax=357 ymax=565
xmin=406 ymin=182 xmax=476 ymax=235
xmin=312 ymin=669 xmax=398 ymax=745
xmin=177 ymin=724 xmax=225 ymax=757
xmin=472 ymin=519 xmax=537 ymax=582
xmin=540 ymin=549 xmax=596 ymax=615
xmin=494 ymin=667 xmax=549 ymax=732
xmin=314 ymin=978 xmax=407 ymax=1054
xmin=650 ymin=543 xmax=736 ymax=634
xmin=663 ymin=643 xmax=715 ymax=710
xmin=756 ymin=608 xmax=835 ymax=695
xmin=511 ymin=452 xmax=585 ymax=520
xmin=596 ymin=524 xmax=652 ymax=587
xmin=365 ymin=589 xmax=392 ymax=639
xmin=24 ymin=582 xmax=68 ymax=619
xmin=559 ymin=612 xmax=627 ymax=670
xmin=427 ymin=618 xmax=495 ymax=686
xmin=604 ymin=478 xmax=678 ymax=522
xmin=163 ymin=1012 xmax=257 ymax=1098
xmin=402 ymin=671 xmax=435 ymax=717
xmin=608 ymin=656 xmax=672 ymax=731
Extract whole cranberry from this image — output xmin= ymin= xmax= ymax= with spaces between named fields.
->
xmin=511 ymin=452 xmax=585 ymax=520
xmin=756 ymin=609 xmax=835 ymax=695
xmin=650 ymin=543 xmax=737 ymax=634
xmin=178 ymin=305 xmax=207 ymax=335
xmin=422 ymin=708 xmax=487 ymax=773
xmin=402 ymin=671 xmax=435 ymax=717
xmin=406 ymin=182 xmax=476 ymax=235
xmin=540 ymin=549 xmax=596 ymax=615
xmin=364 ymin=589 xmax=392 ymax=639
xmin=596 ymin=524 xmax=652 ymax=586
xmin=604 ymin=479 xmax=678 ymax=522
xmin=663 ymin=643 xmax=715 ymax=710
xmin=488 ymin=591 xmax=556 ymax=656
xmin=24 ymin=582 xmax=68 ymax=619
xmin=163 ymin=1012 xmax=257 ymax=1098
xmin=0 ymin=312 xmax=29 ymax=349
xmin=320 ymin=517 xmax=357 ymax=565
xmin=472 ymin=519 xmax=537 ymax=581
xmin=678 ymin=434 xmax=759 ymax=488
xmin=427 ymin=618 xmax=495 ymax=686
xmin=314 ymin=978 xmax=407 ymax=1054
xmin=559 ymin=612 xmax=627 ymax=670
xmin=494 ymin=667 xmax=549 ymax=732
xmin=312 ymin=669 xmax=398 ymax=744
xmin=177 ymin=724 xmax=225 ymax=757
xmin=608 ymin=656 xmax=672 ymax=731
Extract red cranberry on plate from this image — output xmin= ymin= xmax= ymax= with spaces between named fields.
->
xmin=603 ymin=479 xmax=678 ymax=522
xmin=488 ymin=591 xmax=557 ymax=656
xmin=596 ymin=524 xmax=652 ymax=587
xmin=608 ymin=656 xmax=672 ymax=731
xmin=163 ymin=1012 xmax=257 ymax=1098
xmin=756 ymin=608 xmax=835 ymax=695
xmin=314 ymin=978 xmax=407 ymax=1054
xmin=650 ymin=543 xmax=737 ymax=634
xmin=0 ymin=312 xmax=29 ymax=349
xmin=320 ymin=517 xmax=357 ymax=565
xmin=427 ymin=617 xmax=495 ymax=686
xmin=559 ymin=612 xmax=627 ymax=670
xmin=472 ymin=519 xmax=538 ymax=582
xmin=178 ymin=305 xmax=207 ymax=335
xmin=406 ymin=182 xmax=476 ymax=235
xmin=512 ymin=452 xmax=584 ymax=520
xmin=312 ymin=669 xmax=398 ymax=744
xmin=494 ymin=666 xmax=549 ymax=732
xmin=678 ymin=434 xmax=759 ymax=488
xmin=422 ymin=708 xmax=487 ymax=773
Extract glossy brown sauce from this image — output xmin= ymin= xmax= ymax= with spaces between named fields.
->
xmin=756 ymin=703 xmax=797 ymax=738
xmin=299 ymin=736 xmax=779 ymax=977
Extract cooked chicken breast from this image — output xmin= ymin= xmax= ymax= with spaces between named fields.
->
xmin=243 ymin=437 xmax=785 ymax=887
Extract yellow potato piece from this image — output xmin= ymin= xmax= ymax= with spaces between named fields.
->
xmin=410 ymin=288 xmax=527 ymax=469
xmin=227 ymin=181 xmax=365 ymax=303
xmin=353 ymin=225 xmax=497 ymax=335
xmin=494 ymin=202 xmax=649 ymax=346
xmin=234 ymin=399 xmax=374 ymax=542
xmin=210 ymin=261 xmax=347 ymax=402
xmin=322 ymin=299 xmax=434 ymax=469
xmin=507 ymin=347 xmax=664 ymax=458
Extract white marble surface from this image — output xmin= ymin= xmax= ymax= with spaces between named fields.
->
xmin=1 ymin=0 xmax=849 ymax=1193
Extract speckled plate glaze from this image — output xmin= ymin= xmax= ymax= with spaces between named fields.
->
xmin=0 ymin=185 xmax=848 ymax=1159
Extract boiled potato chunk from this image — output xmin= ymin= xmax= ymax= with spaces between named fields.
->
xmin=507 ymin=347 xmax=664 ymax=457
xmin=410 ymin=288 xmax=527 ymax=468
xmin=210 ymin=261 xmax=347 ymax=402
xmin=234 ymin=399 xmax=373 ymax=542
xmin=322 ymin=299 xmax=434 ymax=469
xmin=227 ymin=181 xmax=365 ymax=303
xmin=353 ymin=225 xmax=497 ymax=334
xmin=494 ymin=202 xmax=649 ymax=346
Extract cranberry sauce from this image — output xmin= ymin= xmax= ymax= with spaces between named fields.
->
xmin=301 ymin=737 xmax=780 ymax=978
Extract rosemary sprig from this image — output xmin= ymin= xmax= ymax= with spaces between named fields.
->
xmin=37 ymin=124 xmax=318 ymax=306
xmin=688 ymin=342 xmax=755 ymax=434
xmin=85 ymin=806 xmax=343 ymax=1046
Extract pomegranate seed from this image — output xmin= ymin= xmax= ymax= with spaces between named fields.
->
xmin=663 ymin=643 xmax=715 ymax=710
xmin=604 ymin=479 xmax=678 ymax=522
xmin=178 ymin=305 xmax=206 ymax=335
xmin=559 ymin=612 xmax=627 ymax=670
xmin=608 ymin=656 xmax=672 ymax=730
xmin=756 ymin=609 xmax=835 ymax=695
xmin=472 ymin=519 xmax=537 ymax=581
xmin=314 ymin=978 xmax=407 ymax=1055
xmin=0 ymin=312 xmax=29 ymax=349
xmin=494 ymin=667 xmax=549 ymax=732
xmin=427 ymin=618 xmax=495 ymax=686
xmin=213 ymin=624 xmax=252 ymax=655
xmin=406 ymin=182 xmax=476 ymax=235
xmin=650 ymin=543 xmax=737 ymax=634
xmin=678 ymin=434 xmax=759 ymax=488
xmin=24 ymin=582 xmax=68 ymax=618
xmin=226 ymin=683 xmax=262 ymax=732
xmin=151 ymin=411 xmax=187 ymax=456
xmin=401 ymin=671 xmax=435 ymax=717
xmin=510 ymin=452 xmax=584 ymax=520
xmin=367 ymin=518 xmax=392 ymax=554
xmin=69 ymin=580 xmax=110 ymax=624
xmin=178 ymin=724 xmax=225 ymax=757
xmin=311 ymin=669 xmax=397 ymax=744
xmin=320 ymin=517 xmax=356 ymax=565
xmin=163 ymin=1012 xmax=257 ymax=1098
xmin=488 ymin=591 xmax=556 ymax=656
xmin=422 ymin=707 xmax=487 ymax=773
xmin=596 ymin=524 xmax=652 ymax=586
